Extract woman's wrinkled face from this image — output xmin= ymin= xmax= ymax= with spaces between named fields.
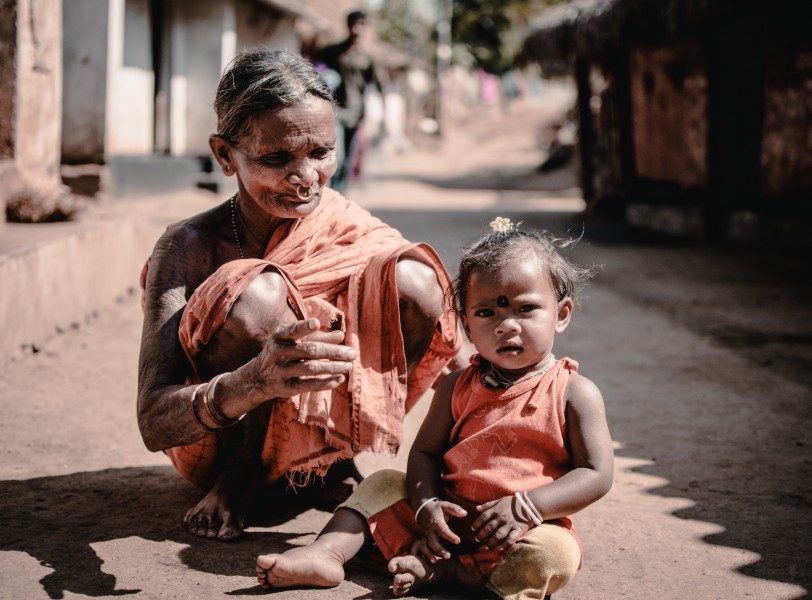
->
xmin=231 ymin=95 xmax=337 ymax=219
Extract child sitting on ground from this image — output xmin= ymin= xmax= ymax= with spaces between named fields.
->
xmin=255 ymin=218 xmax=614 ymax=598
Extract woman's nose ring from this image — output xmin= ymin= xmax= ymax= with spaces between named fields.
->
xmin=297 ymin=185 xmax=314 ymax=201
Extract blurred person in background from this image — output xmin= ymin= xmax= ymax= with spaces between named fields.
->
xmin=315 ymin=10 xmax=387 ymax=194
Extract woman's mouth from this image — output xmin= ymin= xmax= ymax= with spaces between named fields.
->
xmin=288 ymin=190 xmax=319 ymax=203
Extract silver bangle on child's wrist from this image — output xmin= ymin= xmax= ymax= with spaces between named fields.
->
xmin=414 ymin=497 xmax=440 ymax=522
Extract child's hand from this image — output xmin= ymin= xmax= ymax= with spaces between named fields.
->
xmin=472 ymin=495 xmax=531 ymax=553
xmin=412 ymin=500 xmax=467 ymax=563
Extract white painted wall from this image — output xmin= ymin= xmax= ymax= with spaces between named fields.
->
xmin=172 ymin=0 xmax=227 ymax=156
xmin=105 ymin=0 xmax=153 ymax=156
xmin=61 ymin=0 xmax=108 ymax=164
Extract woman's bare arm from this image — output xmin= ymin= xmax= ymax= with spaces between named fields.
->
xmin=137 ymin=223 xmax=220 ymax=450
xmin=137 ymin=219 xmax=357 ymax=452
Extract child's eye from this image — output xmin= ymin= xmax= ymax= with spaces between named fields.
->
xmin=474 ymin=309 xmax=494 ymax=317
xmin=518 ymin=304 xmax=537 ymax=313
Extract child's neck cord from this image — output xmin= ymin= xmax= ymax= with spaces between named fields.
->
xmin=481 ymin=354 xmax=556 ymax=389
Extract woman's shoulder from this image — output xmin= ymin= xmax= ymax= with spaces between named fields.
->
xmin=150 ymin=202 xmax=229 ymax=281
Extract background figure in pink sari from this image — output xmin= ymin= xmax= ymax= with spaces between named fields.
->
xmin=256 ymin=220 xmax=614 ymax=598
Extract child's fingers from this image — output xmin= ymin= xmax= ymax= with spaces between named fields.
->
xmin=475 ymin=498 xmax=499 ymax=512
xmin=440 ymin=500 xmax=468 ymax=518
xmin=494 ymin=527 xmax=524 ymax=553
xmin=482 ymin=522 xmax=516 ymax=549
xmin=425 ymin=532 xmax=452 ymax=562
xmin=435 ymin=520 xmax=461 ymax=546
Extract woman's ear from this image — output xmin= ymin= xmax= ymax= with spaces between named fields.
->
xmin=209 ymin=135 xmax=235 ymax=176
xmin=555 ymin=298 xmax=573 ymax=333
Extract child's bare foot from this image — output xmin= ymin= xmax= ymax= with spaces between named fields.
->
xmin=184 ymin=472 xmax=252 ymax=541
xmin=256 ymin=547 xmax=345 ymax=589
xmin=388 ymin=555 xmax=441 ymax=596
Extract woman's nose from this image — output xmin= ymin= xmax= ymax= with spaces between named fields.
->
xmin=290 ymin=158 xmax=319 ymax=187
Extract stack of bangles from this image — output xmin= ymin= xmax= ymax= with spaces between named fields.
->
xmin=190 ymin=372 xmax=246 ymax=432
xmin=514 ymin=491 xmax=544 ymax=526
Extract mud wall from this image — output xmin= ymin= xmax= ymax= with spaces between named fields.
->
xmin=629 ymin=43 xmax=707 ymax=191
xmin=760 ymin=50 xmax=812 ymax=199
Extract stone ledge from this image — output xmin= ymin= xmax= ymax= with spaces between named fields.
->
xmin=0 ymin=189 xmax=217 ymax=367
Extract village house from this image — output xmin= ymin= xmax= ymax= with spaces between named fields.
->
xmin=522 ymin=0 xmax=812 ymax=247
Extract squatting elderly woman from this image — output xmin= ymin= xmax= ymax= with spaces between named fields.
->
xmin=137 ymin=49 xmax=460 ymax=541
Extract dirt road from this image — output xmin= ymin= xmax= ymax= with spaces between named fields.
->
xmin=1 ymin=94 xmax=810 ymax=599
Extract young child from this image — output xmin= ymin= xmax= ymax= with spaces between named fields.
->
xmin=256 ymin=218 xmax=614 ymax=598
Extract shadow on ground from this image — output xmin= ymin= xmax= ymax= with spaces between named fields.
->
xmin=0 ymin=466 xmax=495 ymax=599
xmin=0 ymin=467 xmax=397 ymax=599
xmin=377 ymin=208 xmax=812 ymax=597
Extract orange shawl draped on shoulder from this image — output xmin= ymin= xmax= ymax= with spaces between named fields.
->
xmin=168 ymin=189 xmax=460 ymax=484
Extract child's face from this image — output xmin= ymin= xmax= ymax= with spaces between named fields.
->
xmin=461 ymin=257 xmax=572 ymax=376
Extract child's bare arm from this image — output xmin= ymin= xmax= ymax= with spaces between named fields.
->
xmin=406 ymin=369 xmax=467 ymax=561
xmin=525 ymin=372 xmax=614 ymax=519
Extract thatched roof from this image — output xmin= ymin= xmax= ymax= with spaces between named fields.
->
xmin=522 ymin=0 xmax=811 ymax=71
xmin=522 ymin=0 xmax=719 ymax=68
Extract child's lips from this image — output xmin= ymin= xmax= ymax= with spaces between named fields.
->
xmin=497 ymin=345 xmax=523 ymax=354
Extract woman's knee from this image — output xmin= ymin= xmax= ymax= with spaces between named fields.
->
xmin=198 ymin=269 xmax=295 ymax=374
xmin=395 ymin=259 xmax=445 ymax=369
xmin=395 ymin=258 xmax=444 ymax=319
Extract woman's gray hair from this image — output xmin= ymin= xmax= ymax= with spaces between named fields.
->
xmin=214 ymin=48 xmax=334 ymax=144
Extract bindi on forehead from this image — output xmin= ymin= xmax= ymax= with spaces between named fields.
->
xmin=497 ymin=295 xmax=509 ymax=307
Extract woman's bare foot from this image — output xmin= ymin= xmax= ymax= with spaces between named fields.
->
xmin=183 ymin=471 xmax=253 ymax=541
xmin=256 ymin=546 xmax=345 ymax=589
xmin=388 ymin=555 xmax=442 ymax=596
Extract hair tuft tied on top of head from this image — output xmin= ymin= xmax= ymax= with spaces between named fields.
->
xmin=452 ymin=222 xmax=595 ymax=314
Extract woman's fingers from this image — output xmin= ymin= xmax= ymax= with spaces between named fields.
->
xmin=270 ymin=319 xmax=357 ymax=363
xmin=272 ymin=318 xmax=322 ymax=342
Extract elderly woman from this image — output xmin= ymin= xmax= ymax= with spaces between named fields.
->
xmin=138 ymin=49 xmax=460 ymax=541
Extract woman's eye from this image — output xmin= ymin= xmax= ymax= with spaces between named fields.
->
xmin=260 ymin=154 xmax=289 ymax=166
xmin=312 ymin=147 xmax=333 ymax=159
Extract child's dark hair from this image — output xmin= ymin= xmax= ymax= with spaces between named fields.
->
xmin=452 ymin=227 xmax=594 ymax=313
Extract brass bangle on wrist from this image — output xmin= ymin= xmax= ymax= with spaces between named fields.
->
xmin=203 ymin=372 xmax=246 ymax=429
xmin=190 ymin=383 xmax=219 ymax=433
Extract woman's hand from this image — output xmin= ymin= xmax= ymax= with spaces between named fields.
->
xmin=471 ymin=495 xmax=531 ymax=553
xmin=410 ymin=500 xmax=467 ymax=563
xmin=249 ymin=318 xmax=357 ymax=400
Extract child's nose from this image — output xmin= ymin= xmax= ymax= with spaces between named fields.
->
xmin=495 ymin=318 xmax=520 ymax=336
